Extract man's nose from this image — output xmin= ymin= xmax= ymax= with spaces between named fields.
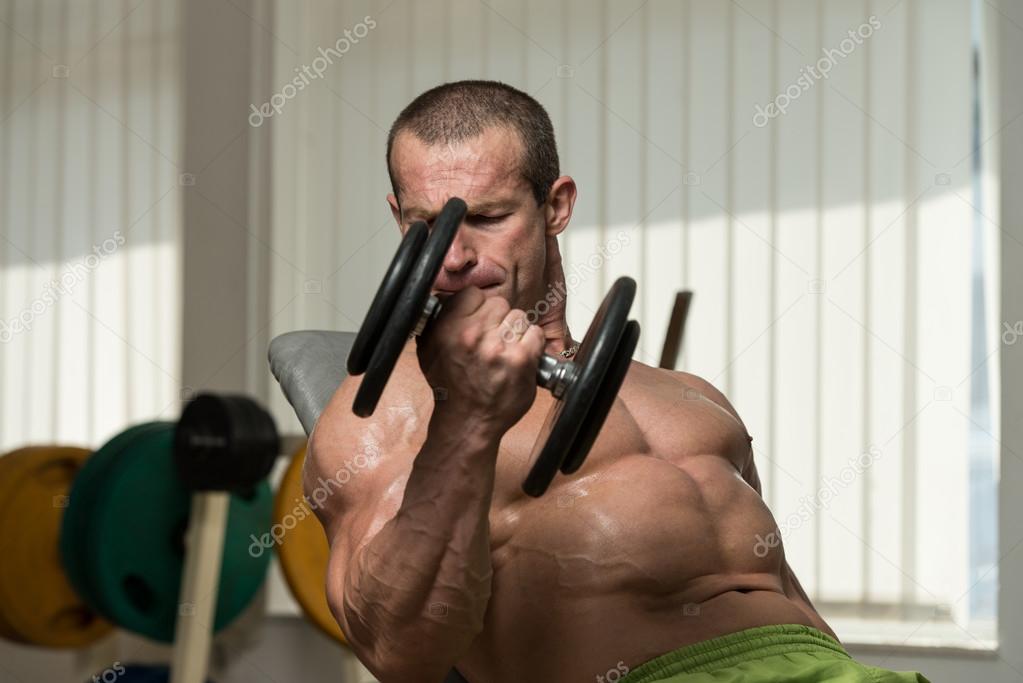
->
xmin=442 ymin=229 xmax=477 ymax=272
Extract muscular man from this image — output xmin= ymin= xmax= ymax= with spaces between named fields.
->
xmin=306 ymin=81 xmax=928 ymax=683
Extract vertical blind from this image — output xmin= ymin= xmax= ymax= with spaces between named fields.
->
xmin=0 ymin=0 xmax=183 ymax=450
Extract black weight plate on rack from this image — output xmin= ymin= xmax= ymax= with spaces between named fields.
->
xmin=174 ymin=393 xmax=279 ymax=491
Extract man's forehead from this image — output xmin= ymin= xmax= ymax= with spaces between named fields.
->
xmin=400 ymin=193 xmax=519 ymax=220
xmin=391 ymin=128 xmax=529 ymax=214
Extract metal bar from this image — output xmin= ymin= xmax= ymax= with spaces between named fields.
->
xmin=658 ymin=290 xmax=694 ymax=370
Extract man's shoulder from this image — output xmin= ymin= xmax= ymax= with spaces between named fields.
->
xmin=632 ymin=362 xmax=741 ymax=423
xmin=627 ymin=359 xmax=716 ymax=394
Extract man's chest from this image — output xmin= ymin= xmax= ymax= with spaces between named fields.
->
xmin=489 ymin=370 xmax=751 ymax=506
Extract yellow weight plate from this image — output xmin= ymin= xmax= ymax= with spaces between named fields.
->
xmin=0 ymin=596 xmax=25 ymax=643
xmin=0 ymin=451 xmax=29 ymax=644
xmin=0 ymin=446 xmax=60 ymax=646
xmin=0 ymin=446 xmax=113 ymax=647
xmin=274 ymin=443 xmax=347 ymax=645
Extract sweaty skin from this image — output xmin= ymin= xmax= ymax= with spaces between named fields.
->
xmin=307 ymin=127 xmax=836 ymax=683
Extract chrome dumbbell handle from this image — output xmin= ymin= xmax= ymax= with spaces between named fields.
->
xmin=413 ymin=296 xmax=443 ymax=337
xmin=536 ymin=355 xmax=578 ymax=398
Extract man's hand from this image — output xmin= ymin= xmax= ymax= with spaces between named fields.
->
xmin=416 ymin=286 xmax=546 ymax=438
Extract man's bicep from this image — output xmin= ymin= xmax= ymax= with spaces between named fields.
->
xmin=306 ymin=422 xmax=394 ymax=548
xmin=304 ymin=375 xmax=380 ymax=533
xmin=305 ymin=408 xmax=389 ymax=650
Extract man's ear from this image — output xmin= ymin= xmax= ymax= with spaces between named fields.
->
xmin=387 ymin=192 xmax=403 ymax=232
xmin=544 ymin=176 xmax=577 ymax=237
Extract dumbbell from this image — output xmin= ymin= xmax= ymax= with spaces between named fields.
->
xmin=346 ymin=197 xmax=640 ymax=497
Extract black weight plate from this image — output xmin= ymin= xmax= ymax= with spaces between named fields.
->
xmin=175 ymin=393 xmax=279 ymax=491
xmin=347 ymin=221 xmax=429 ymax=376
xmin=521 ymin=277 xmax=636 ymax=497
xmin=560 ymin=319 xmax=640 ymax=474
xmin=88 ymin=663 xmax=213 ymax=683
xmin=353 ymin=197 xmax=467 ymax=417
xmin=241 ymin=396 xmax=280 ymax=482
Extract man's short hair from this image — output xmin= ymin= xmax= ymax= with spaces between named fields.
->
xmin=386 ymin=80 xmax=560 ymax=206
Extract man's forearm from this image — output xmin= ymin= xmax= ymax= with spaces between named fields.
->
xmin=342 ymin=406 xmax=499 ymax=679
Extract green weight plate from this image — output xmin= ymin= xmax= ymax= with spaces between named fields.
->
xmin=77 ymin=424 xmax=173 ymax=621
xmin=61 ymin=424 xmax=149 ymax=602
xmin=87 ymin=424 xmax=272 ymax=642
xmin=61 ymin=423 xmax=168 ymax=617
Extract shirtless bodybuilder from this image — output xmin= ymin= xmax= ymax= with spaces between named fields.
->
xmin=306 ymin=80 xmax=928 ymax=683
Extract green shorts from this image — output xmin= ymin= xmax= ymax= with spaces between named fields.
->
xmin=618 ymin=624 xmax=930 ymax=683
